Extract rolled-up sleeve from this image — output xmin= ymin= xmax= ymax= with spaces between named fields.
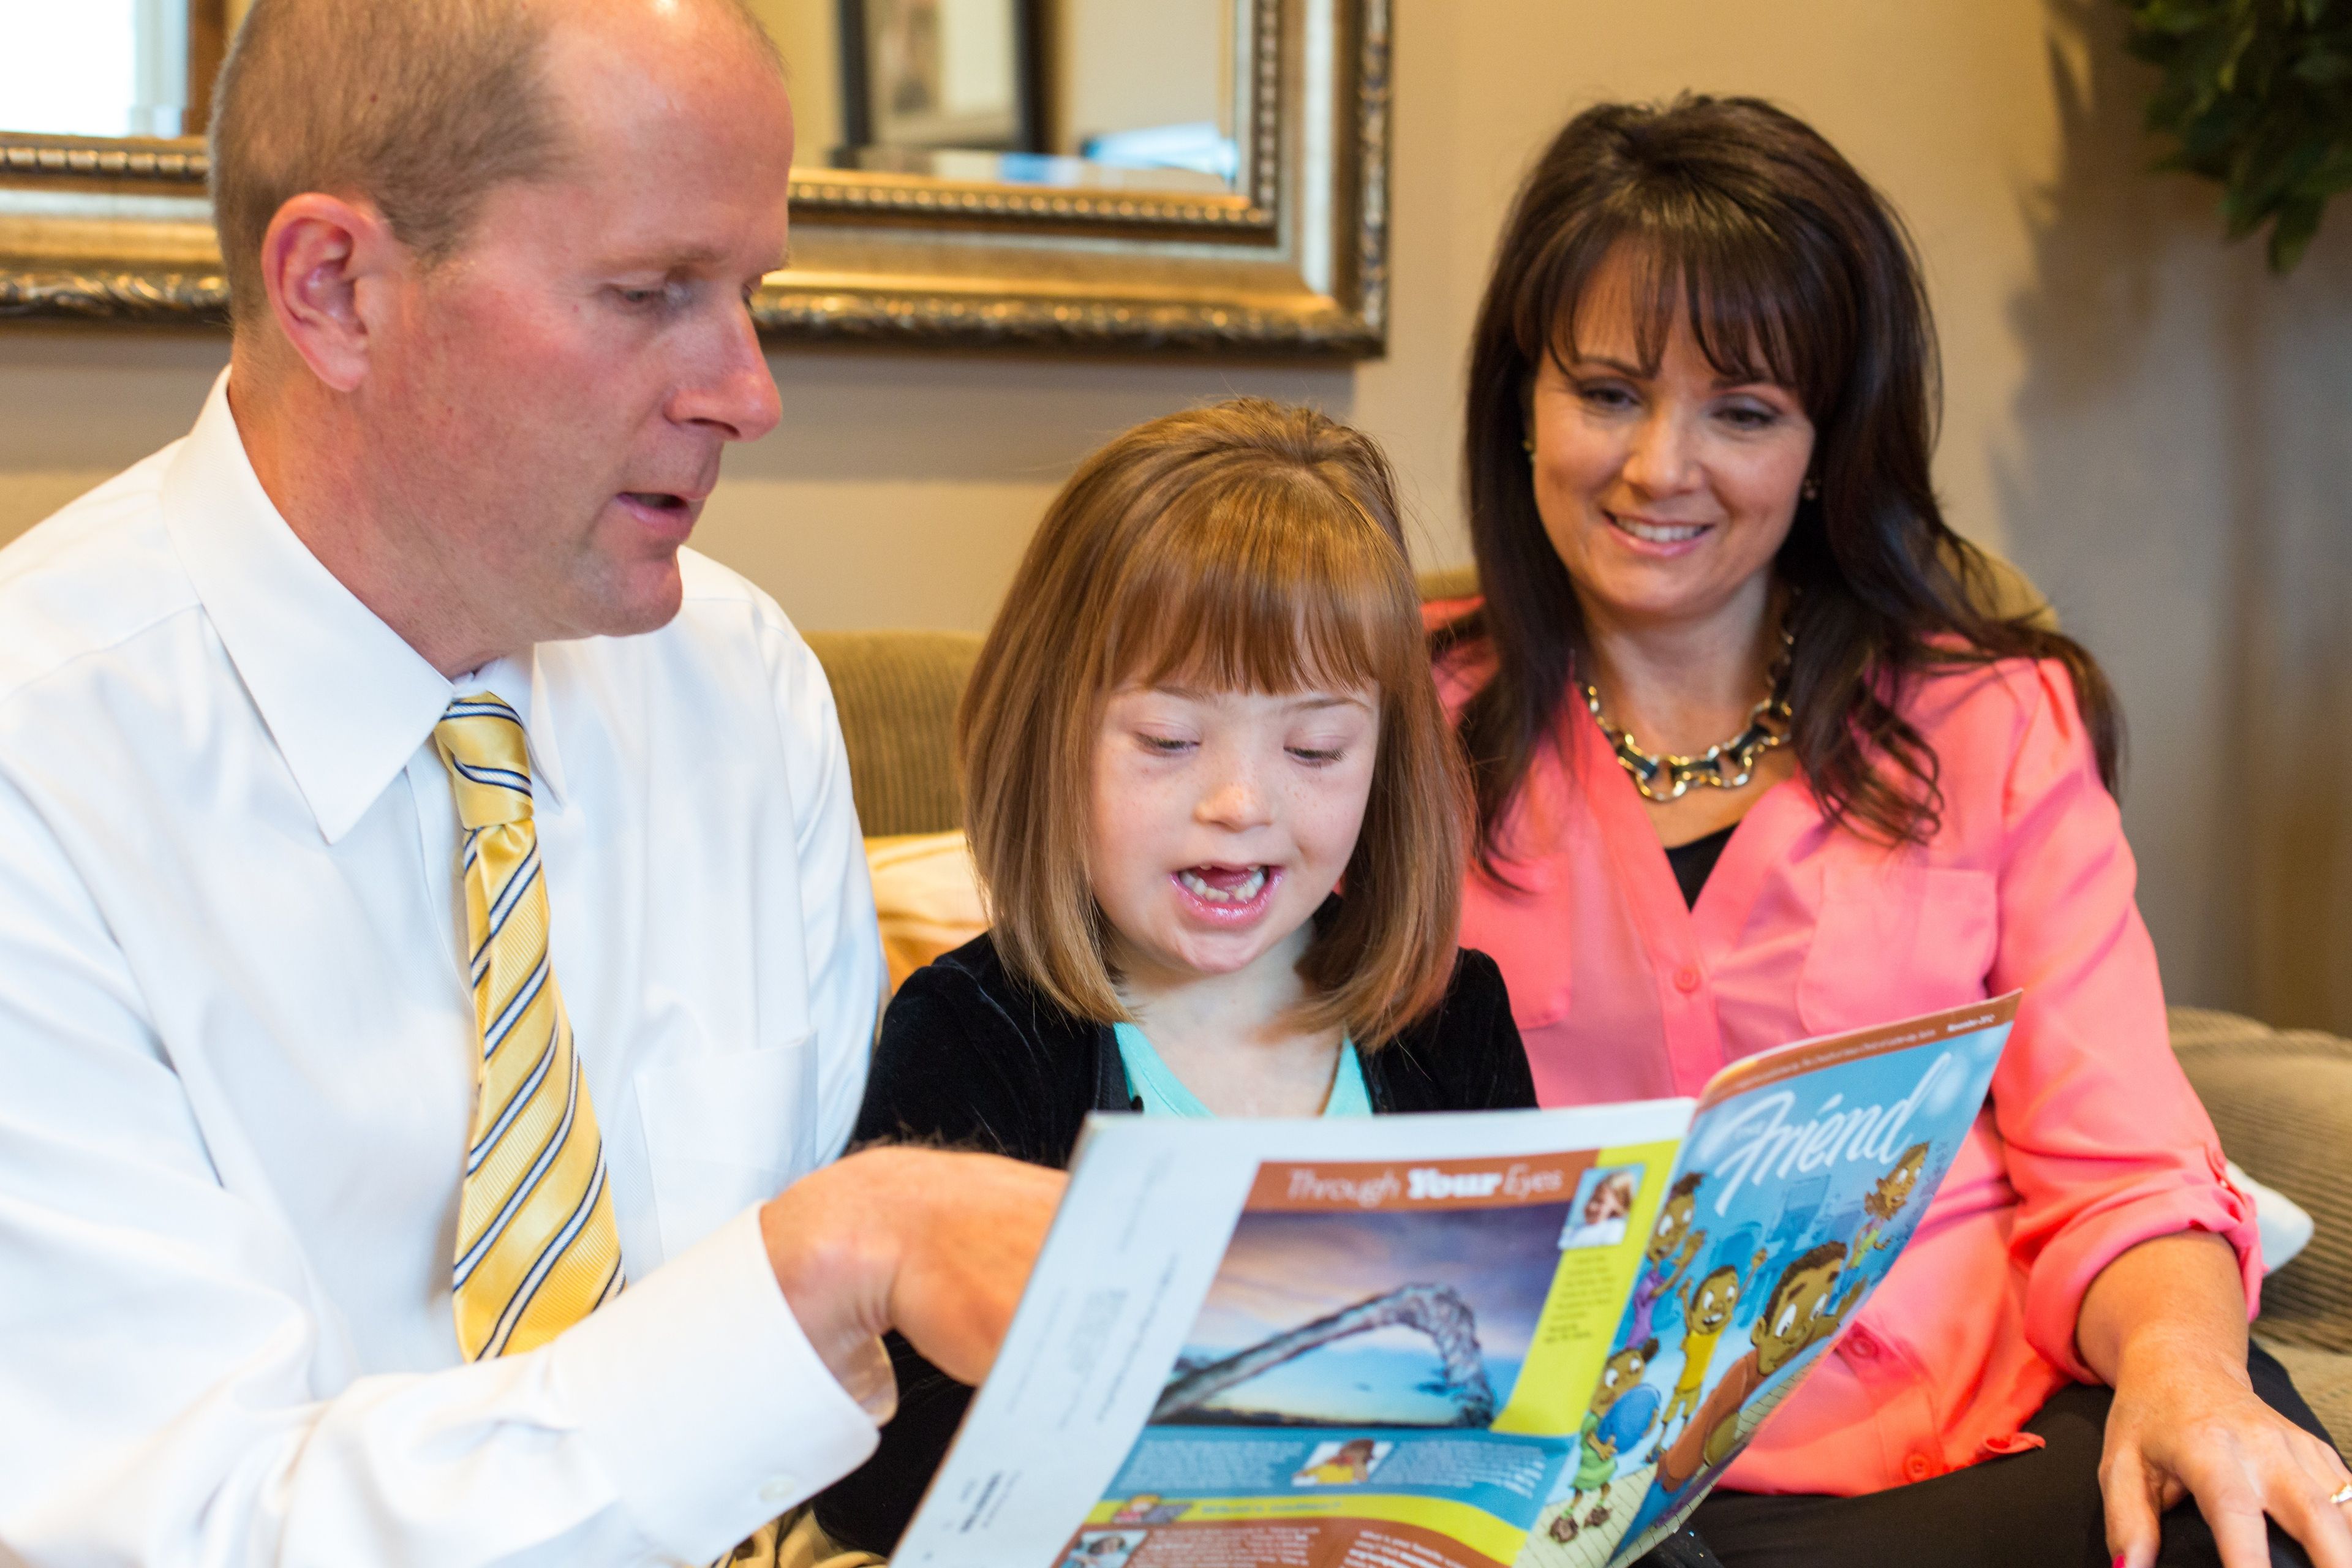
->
xmin=1985 ymin=662 xmax=2261 ymax=1381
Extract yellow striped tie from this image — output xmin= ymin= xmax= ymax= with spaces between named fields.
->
xmin=434 ymin=694 xmax=624 ymax=1360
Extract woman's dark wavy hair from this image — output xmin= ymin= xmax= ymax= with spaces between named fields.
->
xmin=1437 ymin=95 xmax=2121 ymax=868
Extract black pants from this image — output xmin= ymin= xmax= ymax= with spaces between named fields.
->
xmin=1674 ymin=1344 xmax=2335 ymax=1568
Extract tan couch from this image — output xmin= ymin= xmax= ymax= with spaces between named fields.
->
xmin=804 ymin=618 xmax=2352 ymax=1443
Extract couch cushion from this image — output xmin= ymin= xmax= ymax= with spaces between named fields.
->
xmin=2171 ymin=1007 xmax=2352 ymax=1359
xmin=805 ymin=630 xmax=982 ymax=838
xmin=865 ymin=831 xmax=986 ymax=997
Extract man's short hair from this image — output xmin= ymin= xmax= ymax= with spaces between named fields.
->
xmin=209 ymin=0 xmax=564 ymax=328
xmin=207 ymin=0 xmax=782 ymax=330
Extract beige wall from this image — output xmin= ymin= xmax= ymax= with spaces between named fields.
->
xmin=745 ymin=0 xmax=845 ymax=162
xmin=1056 ymin=0 xmax=1231 ymax=151
xmin=3 ymin=0 xmax=2347 ymax=1028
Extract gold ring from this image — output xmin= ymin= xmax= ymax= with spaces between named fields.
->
xmin=2332 ymin=1482 xmax=2352 ymax=1507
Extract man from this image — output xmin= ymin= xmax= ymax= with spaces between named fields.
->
xmin=0 ymin=0 xmax=1060 ymax=1561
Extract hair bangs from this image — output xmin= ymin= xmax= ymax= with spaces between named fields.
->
xmin=963 ymin=396 xmax=1466 ymax=1045
xmin=1104 ymin=472 xmax=1417 ymax=705
xmin=1453 ymin=96 xmax=2118 ymax=870
xmin=1521 ymin=192 xmax=1844 ymax=420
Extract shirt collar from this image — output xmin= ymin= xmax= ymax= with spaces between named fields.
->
xmin=162 ymin=372 xmax=568 ymax=843
xmin=450 ymin=651 xmax=571 ymax=812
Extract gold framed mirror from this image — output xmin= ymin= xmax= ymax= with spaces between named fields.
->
xmin=0 ymin=0 xmax=1388 ymax=354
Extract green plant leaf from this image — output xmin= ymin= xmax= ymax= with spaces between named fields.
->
xmin=2118 ymin=0 xmax=2352 ymax=271
xmin=2290 ymin=48 xmax=2352 ymax=85
xmin=2268 ymin=194 xmax=2324 ymax=268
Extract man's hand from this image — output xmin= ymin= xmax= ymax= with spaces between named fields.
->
xmin=760 ymin=1147 xmax=1066 ymax=1393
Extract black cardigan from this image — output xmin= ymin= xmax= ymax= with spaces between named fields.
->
xmin=813 ymin=932 xmax=1537 ymax=1556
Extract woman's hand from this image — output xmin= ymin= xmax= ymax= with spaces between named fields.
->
xmin=2081 ymin=1231 xmax=2352 ymax=1568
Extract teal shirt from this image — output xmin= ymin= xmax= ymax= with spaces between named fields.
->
xmin=1112 ymin=1021 xmax=1372 ymax=1118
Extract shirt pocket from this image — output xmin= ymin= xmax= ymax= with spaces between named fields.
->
xmin=1510 ymin=967 xmax=1572 ymax=1033
xmin=634 ymin=1035 xmax=814 ymax=1257
xmin=1796 ymin=865 xmax=1997 ymax=1036
xmin=1467 ymin=856 xmax=1572 ymax=1031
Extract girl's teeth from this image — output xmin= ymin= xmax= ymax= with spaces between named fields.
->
xmin=1179 ymin=868 xmax=1267 ymax=903
xmin=1617 ymin=516 xmax=1706 ymax=543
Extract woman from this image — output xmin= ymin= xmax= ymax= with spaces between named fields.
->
xmin=1432 ymin=96 xmax=2348 ymax=1568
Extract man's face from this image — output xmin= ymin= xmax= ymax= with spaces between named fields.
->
xmin=363 ymin=4 xmax=794 ymax=655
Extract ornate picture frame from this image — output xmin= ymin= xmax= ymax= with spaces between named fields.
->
xmin=0 ymin=0 xmax=1389 ymax=356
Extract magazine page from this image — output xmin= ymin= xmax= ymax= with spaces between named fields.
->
xmin=1514 ymin=993 xmax=2022 ymax=1568
xmin=891 ymin=1102 xmax=1696 ymax=1568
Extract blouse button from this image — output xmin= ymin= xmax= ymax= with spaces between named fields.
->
xmin=1904 ymin=1452 xmax=1935 ymax=1481
xmin=1674 ymin=966 xmax=1702 ymax=993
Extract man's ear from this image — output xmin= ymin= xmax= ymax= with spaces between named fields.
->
xmin=257 ymin=194 xmax=406 ymax=394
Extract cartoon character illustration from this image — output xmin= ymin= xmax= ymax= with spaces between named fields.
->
xmin=1647 ymin=1249 xmax=1767 ymax=1460
xmin=1657 ymin=1241 xmax=1865 ymax=1493
xmin=1854 ymin=1141 xmax=1931 ymax=1257
xmin=1561 ymin=1166 xmax=1641 ymax=1250
xmin=1294 ymin=1438 xmax=1382 ymax=1486
xmin=1624 ymin=1172 xmax=1708 ymax=1346
xmin=1548 ymin=1337 xmax=1662 ymax=1542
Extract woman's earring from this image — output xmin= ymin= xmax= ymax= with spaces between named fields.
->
xmin=1522 ymin=437 xmax=1537 ymax=459
xmin=1801 ymin=476 xmax=1820 ymax=500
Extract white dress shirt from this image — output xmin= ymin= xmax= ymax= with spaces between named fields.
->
xmin=0 ymin=374 xmax=884 ymax=1566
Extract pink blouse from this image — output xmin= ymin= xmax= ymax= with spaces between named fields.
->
xmin=1431 ymin=613 xmax=2261 ymax=1497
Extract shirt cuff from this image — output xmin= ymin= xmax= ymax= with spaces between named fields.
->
xmin=551 ymin=1205 xmax=881 ymax=1560
xmin=2025 ymin=1146 xmax=2263 ymax=1382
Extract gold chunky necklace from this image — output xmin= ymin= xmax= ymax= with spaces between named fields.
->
xmin=1581 ymin=630 xmax=1795 ymax=802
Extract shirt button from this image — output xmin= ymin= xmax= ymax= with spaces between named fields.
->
xmin=1904 ymin=1452 xmax=1935 ymax=1481
xmin=1674 ymin=967 xmax=1702 ymax=993
xmin=1845 ymin=1329 xmax=1878 ymax=1360
xmin=758 ymin=1476 xmax=801 ymax=1504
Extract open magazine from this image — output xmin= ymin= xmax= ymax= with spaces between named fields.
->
xmin=891 ymin=993 xmax=2019 ymax=1568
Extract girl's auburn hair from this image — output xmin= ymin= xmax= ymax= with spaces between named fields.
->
xmin=957 ymin=398 xmax=1470 ymax=1049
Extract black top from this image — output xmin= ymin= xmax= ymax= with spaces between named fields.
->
xmin=813 ymin=932 xmax=1539 ymax=1555
xmin=1664 ymin=823 xmax=1736 ymax=909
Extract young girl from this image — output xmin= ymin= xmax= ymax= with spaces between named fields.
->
xmin=813 ymin=398 xmax=1536 ymax=1556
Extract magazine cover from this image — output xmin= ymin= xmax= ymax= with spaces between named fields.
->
xmin=891 ymin=995 xmax=2018 ymax=1568
xmin=1526 ymin=994 xmax=2019 ymax=1568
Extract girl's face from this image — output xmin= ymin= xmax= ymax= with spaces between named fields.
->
xmin=1526 ymin=250 xmax=1815 ymax=635
xmin=1089 ymin=680 xmax=1379 ymax=992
